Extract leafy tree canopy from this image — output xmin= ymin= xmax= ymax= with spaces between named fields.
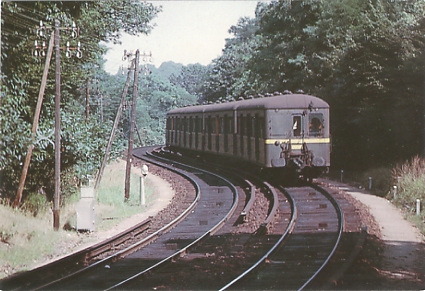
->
xmin=0 ymin=1 xmax=161 ymax=203
xmin=200 ymin=0 xmax=425 ymax=170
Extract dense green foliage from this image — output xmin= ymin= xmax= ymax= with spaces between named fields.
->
xmin=391 ymin=156 xmax=425 ymax=229
xmin=201 ymin=0 xmax=425 ymax=171
xmin=2 ymin=0 xmax=425 ymax=211
xmin=0 ymin=1 xmax=162 ymax=204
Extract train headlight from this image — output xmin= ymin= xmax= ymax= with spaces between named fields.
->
xmin=312 ymin=156 xmax=325 ymax=166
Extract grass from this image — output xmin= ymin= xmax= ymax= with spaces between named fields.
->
xmin=0 ymin=159 xmax=155 ymax=279
xmin=93 ymin=159 xmax=155 ymax=231
xmin=327 ymin=158 xmax=424 ymax=237
xmin=390 ymin=156 xmax=425 ymax=232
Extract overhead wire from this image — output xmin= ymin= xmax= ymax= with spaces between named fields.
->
xmin=2 ymin=3 xmax=152 ymax=77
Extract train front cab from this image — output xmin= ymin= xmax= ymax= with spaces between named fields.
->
xmin=265 ymin=106 xmax=330 ymax=178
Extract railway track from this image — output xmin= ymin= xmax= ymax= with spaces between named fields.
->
xmin=0 ymin=146 xmax=363 ymax=290
xmin=3 ymin=147 xmax=241 ymax=290
xmin=142 ymin=149 xmax=344 ymax=291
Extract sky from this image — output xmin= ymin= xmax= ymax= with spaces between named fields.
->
xmin=103 ymin=1 xmax=262 ymax=74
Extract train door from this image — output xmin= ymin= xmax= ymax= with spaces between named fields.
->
xmin=202 ymin=114 xmax=206 ymax=152
xmin=216 ymin=116 xmax=220 ymax=152
xmin=208 ymin=116 xmax=212 ymax=151
xmin=255 ymin=114 xmax=262 ymax=162
xmin=189 ymin=116 xmax=193 ymax=148
xmin=183 ymin=117 xmax=187 ymax=147
xmin=173 ymin=117 xmax=177 ymax=144
xmin=233 ymin=111 xmax=238 ymax=156
xmin=224 ymin=114 xmax=229 ymax=153
xmin=177 ymin=117 xmax=182 ymax=146
xmin=239 ymin=114 xmax=244 ymax=156
xmin=195 ymin=116 xmax=199 ymax=149
xmin=247 ymin=114 xmax=252 ymax=159
xmin=292 ymin=114 xmax=304 ymax=137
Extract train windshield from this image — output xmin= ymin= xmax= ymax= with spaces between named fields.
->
xmin=309 ymin=113 xmax=323 ymax=136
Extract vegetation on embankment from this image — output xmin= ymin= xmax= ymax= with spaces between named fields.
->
xmin=390 ymin=156 xmax=425 ymax=235
xmin=0 ymin=160 xmax=154 ymax=279
xmin=335 ymin=156 xmax=425 ymax=236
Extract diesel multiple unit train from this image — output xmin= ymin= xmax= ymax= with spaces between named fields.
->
xmin=166 ymin=92 xmax=331 ymax=180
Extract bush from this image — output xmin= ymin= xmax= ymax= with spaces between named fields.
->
xmin=361 ymin=167 xmax=392 ymax=197
xmin=391 ymin=156 xmax=425 ymax=213
xmin=20 ymin=192 xmax=50 ymax=217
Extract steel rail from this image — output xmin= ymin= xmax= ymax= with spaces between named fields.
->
xmin=297 ymin=183 xmax=344 ymax=291
xmin=145 ymin=149 xmax=240 ymax=236
xmin=155 ymin=148 xmax=343 ymax=291
xmin=219 ymin=185 xmax=298 ymax=291
xmin=101 ymin=148 xmax=239 ymax=290
xmin=31 ymin=150 xmax=202 ymax=291
xmin=1 ymin=219 xmax=151 ymax=291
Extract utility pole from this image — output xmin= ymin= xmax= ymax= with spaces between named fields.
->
xmin=95 ymin=67 xmax=133 ymax=190
xmin=86 ymin=78 xmax=90 ymax=122
xmin=99 ymin=94 xmax=104 ymax=123
xmin=13 ymin=31 xmax=55 ymax=208
xmin=135 ymin=122 xmax=143 ymax=146
xmin=125 ymin=49 xmax=140 ymax=200
xmin=53 ymin=19 xmax=61 ymax=230
xmin=22 ymin=19 xmax=81 ymax=230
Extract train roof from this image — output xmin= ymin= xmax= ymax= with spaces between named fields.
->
xmin=167 ymin=93 xmax=329 ymax=115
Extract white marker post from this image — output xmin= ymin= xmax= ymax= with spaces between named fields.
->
xmin=140 ymin=164 xmax=149 ymax=206
xmin=416 ymin=199 xmax=420 ymax=216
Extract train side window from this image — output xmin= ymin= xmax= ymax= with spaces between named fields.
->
xmin=257 ymin=115 xmax=264 ymax=138
xmin=228 ymin=116 xmax=233 ymax=134
xmin=189 ymin=117 xmax=193 ymax=132
xmin=293 ymin=115 xmax=302 ymax=137
xmin=238 ymin=115 xmax=244 ymax=135
xmin=309 ymin=113 xmax=323 ymax=136
xmin=219 ymin=117 xmax=224 ymax=134
xmin=251 ymin=115 xmax=255 ymax=137
xmin=247 ymin=114 xmax=252 ymax=137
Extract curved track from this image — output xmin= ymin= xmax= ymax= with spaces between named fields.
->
xmin=124 ymin=148 xmax=343 ymax=291
xmin=30 ymin=147 xmax=239 ymax=290
xmin=1 ymin=146 xmax=351 ymax=291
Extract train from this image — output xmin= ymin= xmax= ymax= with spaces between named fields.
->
xmin=165 ymin=92 xmax=330 ymax=180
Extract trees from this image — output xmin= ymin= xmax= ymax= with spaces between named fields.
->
xmin=136 ymin=65 xmax=197 ymax=145
xmin=1 ymin=1 xmax=161 ymax=204
xmin=170 ymin=63 xmax=209 ymax=103
xmin=201 ymin=0 xmax=425 ymax=170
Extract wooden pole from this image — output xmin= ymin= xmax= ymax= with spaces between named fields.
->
xmin=134 ymin=122 xmax=143 ymax=146
xmin=53 ymin=19 xmax=61 ymax=231
xmin=13 ymin=31 xmax=55 ymax=208
xmin=125 ymin=50 xmax=139 ymax=200
xmin=94 ymin=68 xmax=133 ymax=190
xmin=86 ymin=78 xmax=90 ymax=121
